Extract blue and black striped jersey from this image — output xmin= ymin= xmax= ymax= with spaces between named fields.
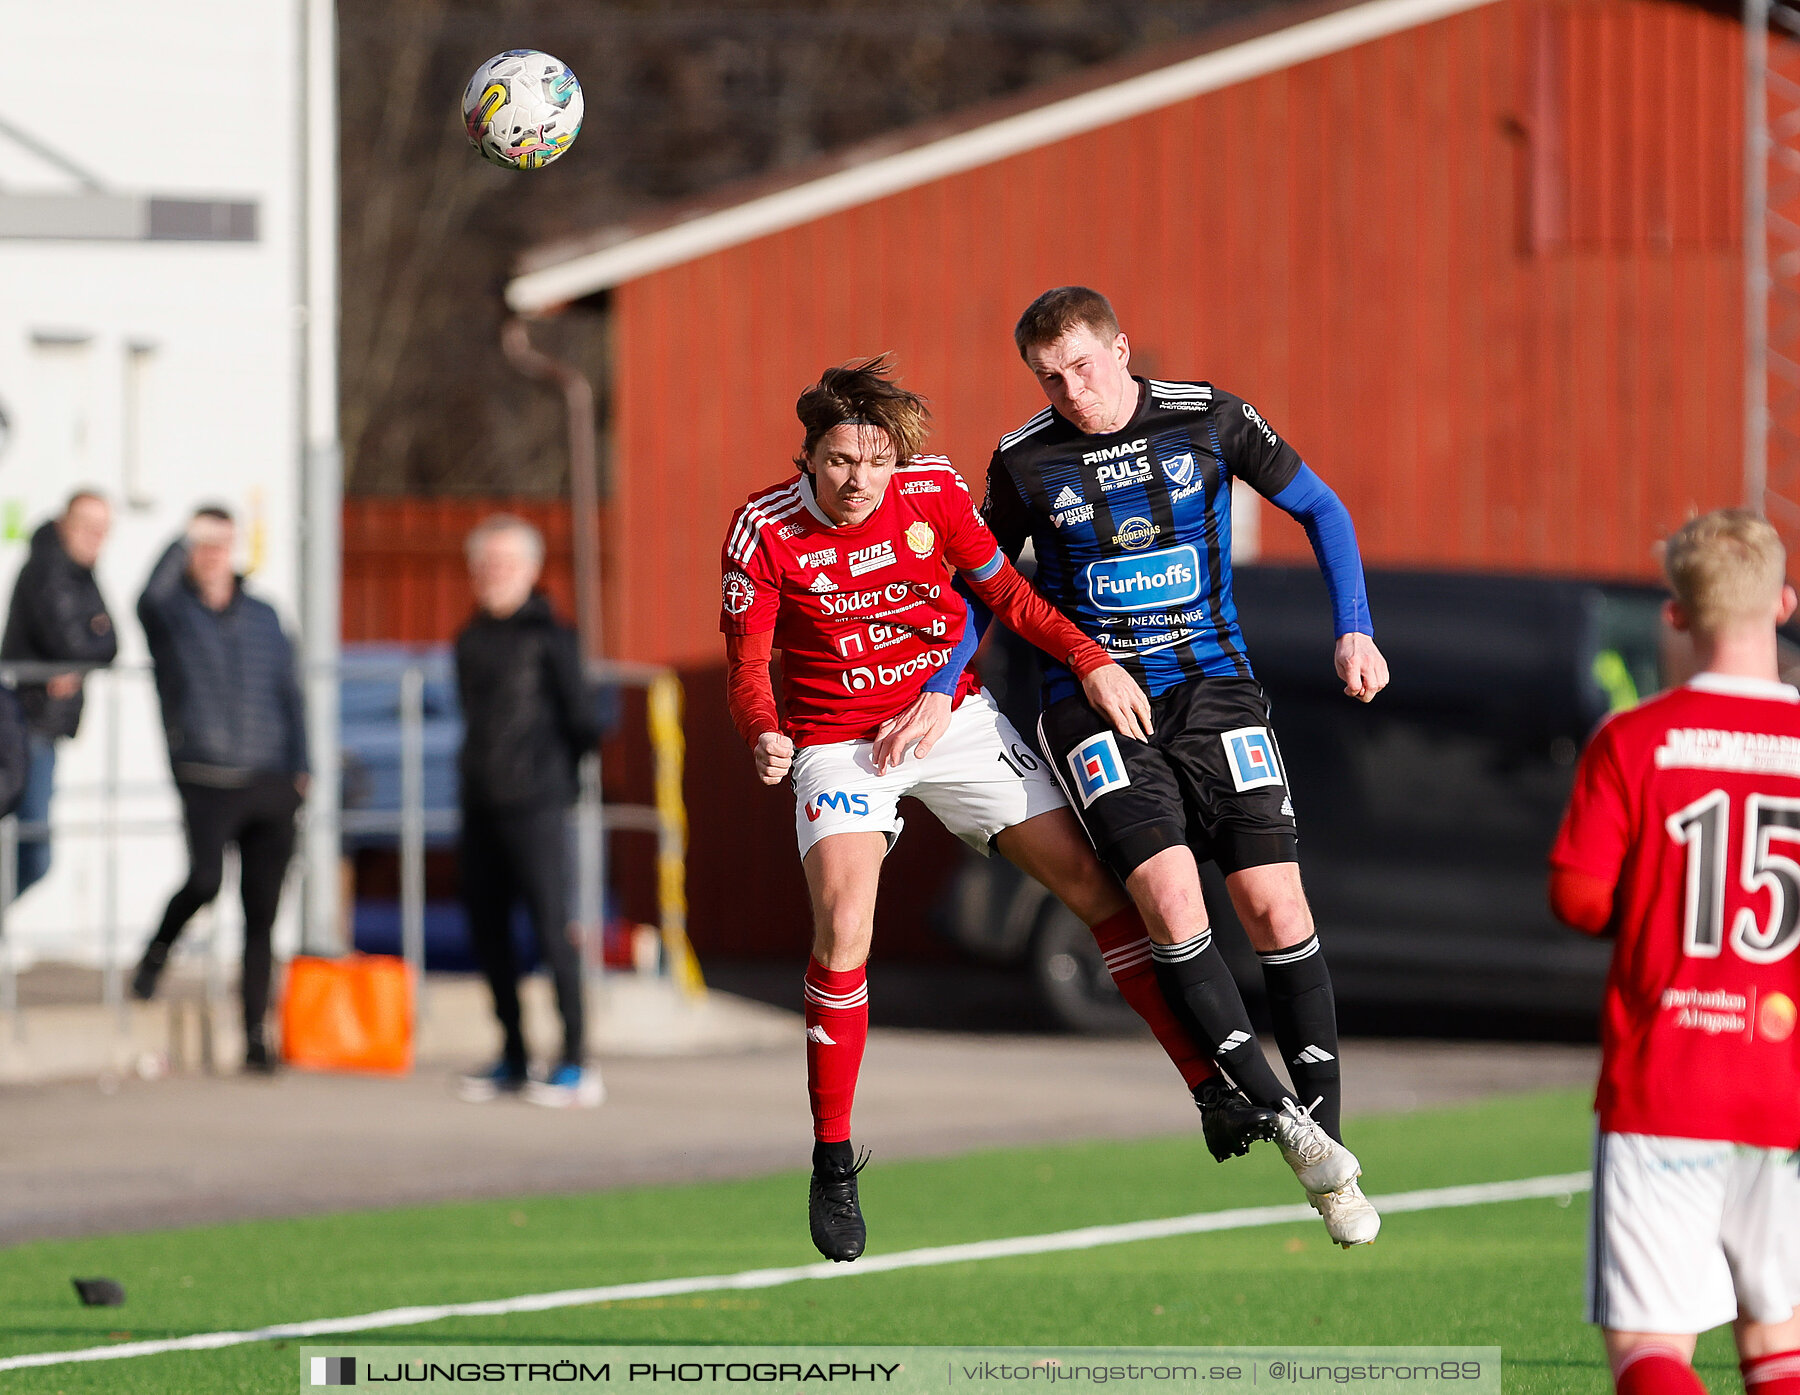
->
xmin=984 ymin=378 xmax=1313 ymax=701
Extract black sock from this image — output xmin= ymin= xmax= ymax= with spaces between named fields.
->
xmin=1259 ymin=934 xmax=1342 ymax=1141
xmin=813 ymin=1140 xmax=854 ymax=1175
xmin=1150 ymin=931 xmax=1293 ymax=1110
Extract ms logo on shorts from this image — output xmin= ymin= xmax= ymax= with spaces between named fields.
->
xmin=1221 ymin=726 xmax=1285 ymax=792
xmin=806 ymin=791 xmax=871 ymax=822
xmin=1067 ymin=732 xmax=1130 ymax=808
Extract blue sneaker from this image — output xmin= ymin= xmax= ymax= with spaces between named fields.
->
xmin=523 ymin=1062 xmax=605 ymax=1109
xmin=457 ymin=1058 xmax=528 ymax=1103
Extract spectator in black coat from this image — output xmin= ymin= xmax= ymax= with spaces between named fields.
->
xmin=130 ymin=506 xmax=308 ymax=1073
xmin=0 ymin=491 xmax=116 ymax=894
xmin=454 ymin=515 xmax=605 ymax=1108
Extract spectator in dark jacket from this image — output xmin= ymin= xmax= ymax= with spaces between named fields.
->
xmin=0 ymin=492 xmax=116 ymax=894
xmin=130 ymin=506 xmax=308 ymax=1073
xmin=455 ymin=515 xmax=604 ymax=1108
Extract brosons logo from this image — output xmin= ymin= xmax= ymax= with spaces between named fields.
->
xmin=1084 ymin=546 xmax=1202 ymax=613
xmin=840 ymin=648 xmax=952 ymax=691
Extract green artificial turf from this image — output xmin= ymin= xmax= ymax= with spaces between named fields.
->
xmin=0 ymin=1088 xmax=1745 ymax=1394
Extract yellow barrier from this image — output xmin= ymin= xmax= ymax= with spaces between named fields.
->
xmin=647 ymin=673 xmax=705 ymax=1000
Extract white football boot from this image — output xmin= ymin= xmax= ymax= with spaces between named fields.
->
xmin=1271 ymin=1098 xmax=1361 ymax=1194
xmin=1309 ymin=1178 xmax=1381 ymax=1247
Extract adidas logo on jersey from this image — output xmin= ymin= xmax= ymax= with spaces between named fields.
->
xmin=809 ymin=574 xmax=838 ymax=593
xmin=1053 ymin=485 xmax=1083 ymax=509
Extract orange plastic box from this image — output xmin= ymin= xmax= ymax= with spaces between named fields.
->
xmin=280 ymin=954 xmax=414 ymax=1074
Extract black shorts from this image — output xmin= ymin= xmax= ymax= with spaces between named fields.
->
xmin=1036 ymin=675 xmax=1299 ymax=881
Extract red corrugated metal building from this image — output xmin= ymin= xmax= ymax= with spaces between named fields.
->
xmin=418 ymin=0 xmax=1751 ymax=955
xmin=510 ymin=0 xmax=1746 ymax=668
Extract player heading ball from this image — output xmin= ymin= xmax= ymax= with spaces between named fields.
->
xmin=1551 ymin=509 xmax=1800 ymax=1395
xmin=720 ymin=357 xmax=1275 ymax=1263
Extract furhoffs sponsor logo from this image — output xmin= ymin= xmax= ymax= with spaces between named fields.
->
xmin=1084 ymin=546 xmax=1202 ymax=613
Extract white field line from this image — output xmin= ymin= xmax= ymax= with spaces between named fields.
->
xmin=0 ymin=1171 xmax=1589 ymax=1373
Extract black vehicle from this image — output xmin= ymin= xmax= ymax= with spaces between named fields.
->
xmin=937 ymin=565 xmax=1680 ymax=1036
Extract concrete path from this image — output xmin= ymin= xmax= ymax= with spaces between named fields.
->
xmin=0 ymin=1025 xmax=1597 ymax=1244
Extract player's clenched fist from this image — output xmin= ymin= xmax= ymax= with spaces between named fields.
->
xmin=1334 ymin=632 xmax=1389 ymax=703
xmin=1081 ymin=663 xmax=1154 ymax=742
xmin=754 ymin=730 xmax=795 ymax=785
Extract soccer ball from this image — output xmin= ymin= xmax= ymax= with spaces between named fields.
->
xmin=461 ymin=50 xmax=583 ymax=171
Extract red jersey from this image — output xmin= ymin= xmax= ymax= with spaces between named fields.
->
xmin=1551 ymin=673 xmax=1800 ymax=1148
xmin=720 ymin=457 xmax=995 ymax=746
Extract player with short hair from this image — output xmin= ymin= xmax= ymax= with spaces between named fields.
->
xmin=721 ymin=357 xmax=1280 ymax=1264
xmin=888 ymin=287 xmax=1384 ymax=1245
xmin=1550 ymin=509 xmax=1800 ymax=1395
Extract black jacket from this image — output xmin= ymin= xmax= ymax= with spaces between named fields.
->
xmin=0 ymin=687 xmax=29 ymax=816
xmin=137 ymin=540 xmax=309 ymax=781
xmin=0 ymin=520 xmax=118 ymax=738
xmin=455 ymin=594 xmax=602 ymax=809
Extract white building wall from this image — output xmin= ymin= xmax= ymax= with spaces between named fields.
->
xmin=0 ymin=0 xmax=307 ymax=970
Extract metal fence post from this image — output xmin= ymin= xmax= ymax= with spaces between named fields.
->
xmin=576 ymin=749 xmax=604 ymax=982
xmin=399 ymin=664 xmax=427 ymax=1015
xmin=0 ymin=813 xmax=18 ymax=1043
xmin=102 ymin=670 xmax=124 ymax=1026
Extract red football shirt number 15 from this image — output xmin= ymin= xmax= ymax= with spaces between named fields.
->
xmin=1667 ymin=788 xmax=1800 ymax=963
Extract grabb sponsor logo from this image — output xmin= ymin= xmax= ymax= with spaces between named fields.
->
xmin=1085 ymin=545 xmax=1202 ymax=613
xmin=840 ymin=647 xmax=952 ymax=692
xmin=1242 ymin=403 xmax=1279 ymax=448
xmin=848 ymin=541 xmax=896 ymax=576
xmin=797 ymin=546 xmax=838 ymax=569
xmin=722 ymin=571 xmax=756 ymax=616
xmin=806 ymin=790 xmax=871 ymax=822
xmin=1113 ymin=517 xmax=1158 ymax=551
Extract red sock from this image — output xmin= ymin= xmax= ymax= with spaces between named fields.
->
xmin=1615 ymin=1346 xmax=1707 ymax=1395
xmin=804 ymin=958 xmax=869 ymax=1143
xmin=1090 ymin=907 xmax=1216 ymax=1090
xmin=1743 ymin=1350 xmax=1800 ymax=1395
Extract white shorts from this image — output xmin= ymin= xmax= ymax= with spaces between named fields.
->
xmin=790 ymin=688 xmax=1067 ymax=860
xmin=1588 ymin=1130 xmax=1800 ymax=1333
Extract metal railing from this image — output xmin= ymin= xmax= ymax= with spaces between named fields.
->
xmin=0 ymin=654 xmax=692 ymax=1041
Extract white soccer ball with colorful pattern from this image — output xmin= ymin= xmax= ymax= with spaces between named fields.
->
xmin=461 ymin=50 xmax=583 ymax=171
